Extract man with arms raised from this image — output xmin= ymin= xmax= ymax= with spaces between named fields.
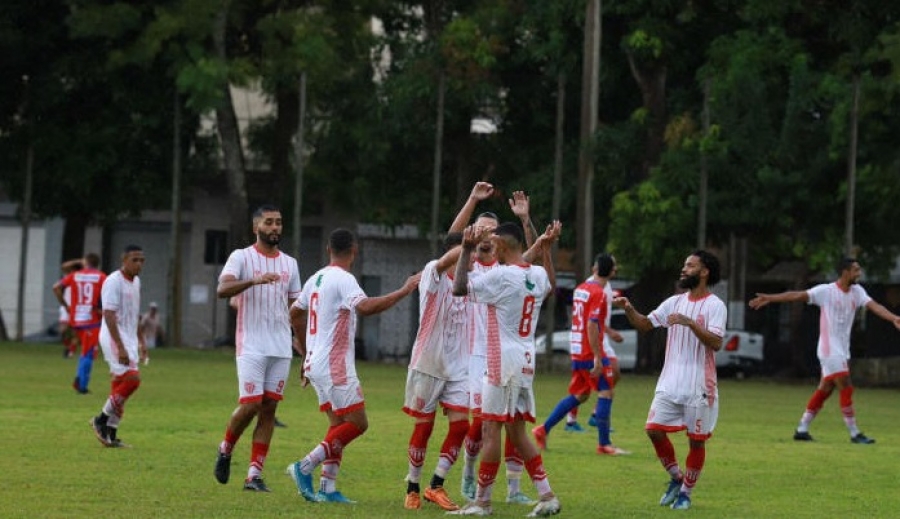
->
xmin=450 ymin=221 xmax=562 ymax=517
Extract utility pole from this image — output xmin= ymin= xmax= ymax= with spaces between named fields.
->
xmin=576 ymin=0 xmax=601 ymax=280
xmin=292 ymin=72 xmax=307 ymax=260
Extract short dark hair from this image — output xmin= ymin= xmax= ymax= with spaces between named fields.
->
xmin=124 ymin=244 xmax=143 ymax=254
xmin=253 ymin=204 xmax=280 ymax=219
xmin=493 ymin=222 xmax=524 ymax=248
xmin=443 ymin=232 xmax=463 ymax=250
xmin=594 ymin=253 xmax=615 ymax=277
xmin=837 ymin=257 xmax=858 ymax=273
xmin=476 ymin=211 xmax=499 ymax=223
xmin=329 ymin=228 xmax=356 ymax=255
xmin=692 ymin=249 xmax=720 ymax=286
xmin=84 ymin=253 xmax=100 ymax=268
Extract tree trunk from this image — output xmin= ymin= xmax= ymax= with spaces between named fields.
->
xmin=788 ymin=263 xmax=811 ymax=377
xmin=576 ymin=0 xmax=601 ymax=281
xmin=213 ymin=3 xmax=249 ymax=250
xmin=61 ymin=212 xmax=89 ymax=261
xmin=273 ymin=85 xmax=300 ymax=205
xmin=625 ymin=51 xmax=667 ymax=182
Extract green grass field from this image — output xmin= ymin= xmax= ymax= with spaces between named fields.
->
xmin=2 ymin=342 xmax=899 ymax=518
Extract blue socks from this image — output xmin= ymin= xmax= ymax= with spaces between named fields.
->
xmin=595 ymin=397 xmax=612 ymax=445
xmin=76 ymin=347 xmax=95 ymax=392
xmin=544 ymin=395 xmax=581 ymax=433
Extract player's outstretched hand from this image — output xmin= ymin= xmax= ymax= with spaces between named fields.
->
xmin=748 ymin=294 xmax=769 ymax=310
xmin=509 ymin=191 xmax=530 ymax=219
xmin=611 ymin=296 xmax=632 ymax=311
xmin=470 ymin=182 xmax=494 ymax=202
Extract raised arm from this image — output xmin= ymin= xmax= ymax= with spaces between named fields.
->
xmin=452 ymin=226 xmax=483 ymax=296
xmin=748 ymin=290 xmax=809 ymax=310
xmin=509 ymin=190 xmax=539 ymax=248
xmin=356 ymin=272 xmax=422 ymax=316
xmin=448 ymin=182 xmax=494 ymax=233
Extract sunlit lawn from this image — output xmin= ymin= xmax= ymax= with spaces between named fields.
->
xmin=2 ymin=341 xmax=899 ymax=518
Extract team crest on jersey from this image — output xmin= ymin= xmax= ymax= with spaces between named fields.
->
xmin=696 ymin=314 xmax=705 ymax=328
xmin=524 ymin=276 xmax=535 ymax=291
xmin=244 ymin=382 xmax=256 ymax=394
xmin=281 ymin=270 xmax=290 ymax=283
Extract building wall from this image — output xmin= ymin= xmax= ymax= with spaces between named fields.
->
xmin=357 ymin=234 xmax=431 ymax=361
xmin=0 ymin=218 xmax=53 ymax=337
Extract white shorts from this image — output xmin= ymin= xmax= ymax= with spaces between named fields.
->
xmin=820 ymin=356 xmax=850 ymax=380
xmin=646 ymin=391 xmax=718 ymax=440
xmin=468 ymin=355 xmax=486 ymax=412
xmin=235 ymin=354 xmax=291 ymax=404
xmin=310 ymin=375 xmax=365 ymax=416
xmin=403 ymin=370 xmax=469 ymax=418
xmin=100 ymin=336 xmax=140 ymax=377
xmin=480 ymin=374 xmax=536 ymax=423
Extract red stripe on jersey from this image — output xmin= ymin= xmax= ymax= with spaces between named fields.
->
xmin=485 ymin=306 xmax=502 ymax=386
xmin=329 ymin=308 xmax=352 ymax=386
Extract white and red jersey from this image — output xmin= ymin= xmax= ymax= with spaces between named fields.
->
xmin=295 ymin=265 xmax=367 ymax=385
xmin=648 ymin=292 xmax=726 ymax=404
xmin=58 ymin=268 xmax=107 ymax=329
xmin=601 ymin=282 xmax=616 ymax=357
xmin=807 ymin=282 xmax=871 ymax=360
xmin=100 ymin=270 xmax=142 ymax=350
xmin=220 ymin=245 xmax=301 ymax=358
xmin=467 ymin=263 xmax=551 ymax=386
xmin=408 ymin=260 xmax=470 ymax=381
xmin=468 ymin=258 xmax=498 ymax=357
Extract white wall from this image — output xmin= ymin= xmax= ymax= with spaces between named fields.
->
xmin=0 ymin=224 xmax=48 ymax=337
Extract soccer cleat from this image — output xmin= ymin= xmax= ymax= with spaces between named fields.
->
xmin=106 ymin=438 xmax=131 ymax=449
xmin=660 ymin=478 xmax=682 ymax=506
xmin=446 ymin=503 xmax=493 ymax=516
xmin=425 ymin=486 xmax=460 ymax=511
xmin=243 ymin=476 xmax=271 ymax=492
xmin=89 ymin=416 xmax=110 ymax=447
xmin=214 ymin=452 xmax=232 ymax=484
xmin=851 ymin=433 xmax=875 ymax=444
xmin=670 ymin=492 xmax=691 ymax=510
xmin=461 ymin=475 xmax=476 ymax=501
xmin=526 ymin=496 xmax=561 ymax=517
xmin=588 ymin=414 xmax=597 ymax=427
xmin=274 ymin=417 xmax=288 ymax=428
xmin=597 ymin=445 xmax=631 ymax=456
xmin=564 ymin=422 xmax=585 ymax=433
xmin=532 ymin=425 xmax=547 ymax=451
xmin=793 ymin=430 xmax=814 ymax=441
xmin=506 ymin=492 xmax=537 ymax=506
xmin=405 ymin=491 xmax=422 ymax=510
xmin=317 ymin=490 xmax=356 ymax=503
xmin=286 ymin=462 xmax=322 ymax=502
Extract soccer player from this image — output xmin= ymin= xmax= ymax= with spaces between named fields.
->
xmin=749 ymin=257 xmax=900 ymax=444
xmin=287 ymin=228 xmax=420 ymax=504
xmin=402 ymin=233 xmax=469 ymax=511
xmin=453 ymin=184 xmax=540 ymax=506
xmin=57 ymin=258 xmax=83 ymax=359
xmin=532 ymin=253 xmax=629 ymax=456
xmin=55 ymin=253 xmax=107 ymax=395
xmin=213 ymin=205 xmax=302 ymax=492
xmin=613 ymin=250 xmax=726 ymax=511
xmin=89 ymin=245 xmax=148 ymax=448
xmin=449 ymin=221 xmax=562 ymax=517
